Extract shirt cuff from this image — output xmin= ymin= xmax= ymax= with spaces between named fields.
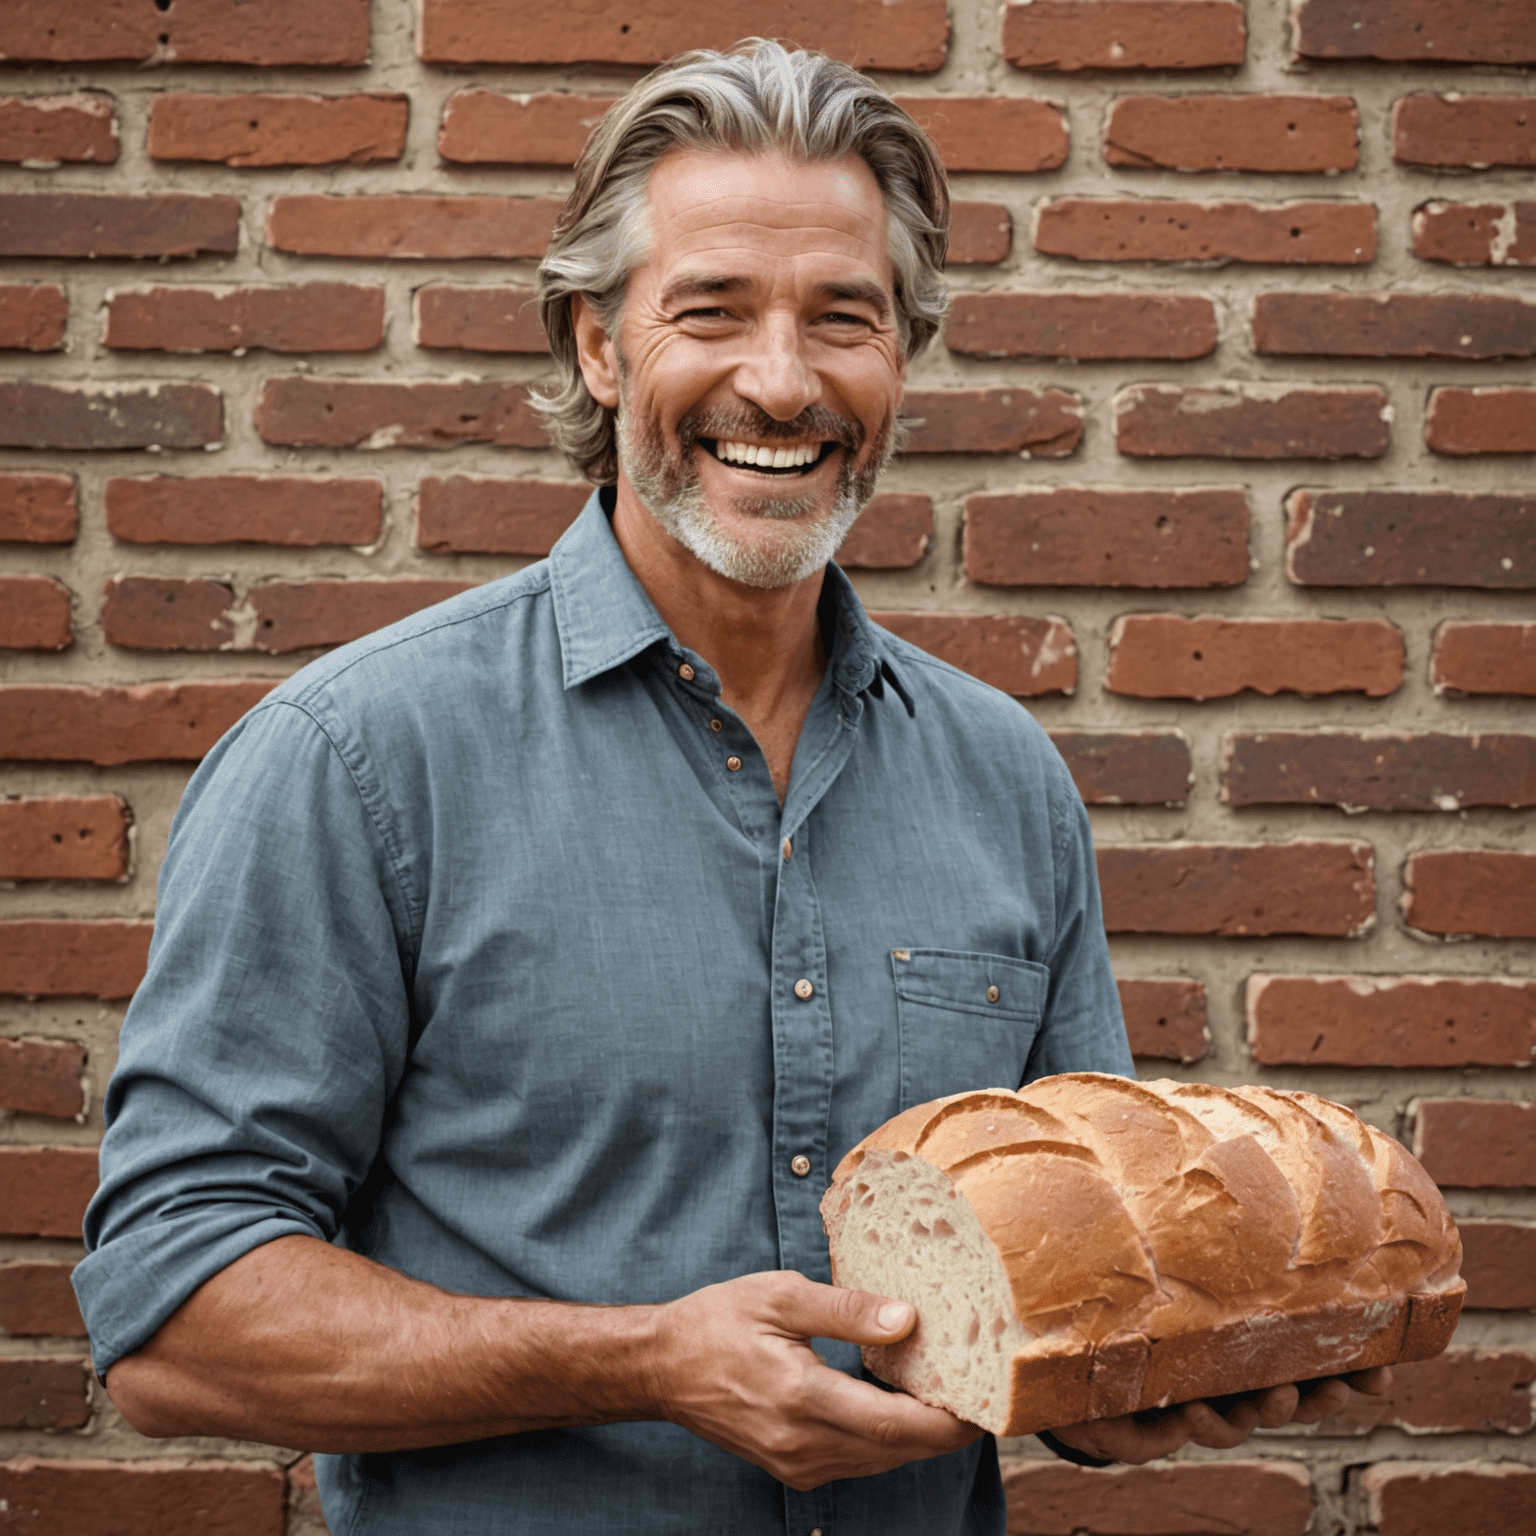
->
xmin=1036 ymin=1428 xmax=1114 ymax=1469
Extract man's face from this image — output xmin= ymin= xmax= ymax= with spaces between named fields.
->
xmin=604 ymin=149 xmax=907 ymax=589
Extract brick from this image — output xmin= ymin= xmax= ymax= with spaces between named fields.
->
xmin=1001 ymin=1458 xmax=1313 ymax=1536
xmin=948 ymin=201 xmax=1012 ymax=265
xmin=150 ymin=93 xmax=406 ymax=167
xmin=1365 ymin=1463 xmax=1536 ymax=1536
xmin=1048 ymin=730 xmax=1193 ymax=806
xmin=0 ymin=1459 xmax=286 ymax=1535
xmin=838 ymin=493 xmax=933 ymax=570
xmin=1432 ymin=622 xmax=1536 ymax=696
xmin=416 ymin=477 xmax=586 ymax=556
xmin=1296 ymin=1 xmax=1536 ymax=65
xmin=0 ymin=192 xmax=238 ymax=259
xmin=0 ymin=1262 xmax=86 ymax=1336
xmin=0 ymin=1038 xmax=85 ymax=1117
xmin=1396 ymin=94 xmax=1536 ymax=169
xmin=1118 ymin=978 xmax=1207 ymax=1062
xmin=287 ymin=1455 xmax=327 ymax=1536
xmin=0 ymin=93 xmax=115 ymax=164
xmin=1106 ymin=95 xmax=1358 ymax=173
xmin=0 ymin=1147 xmax=98 ymax=1236
xmin=0 ymin=285 xmax=65 ymax=351
xmin=1105 ymin=615 xmax=1403 ymax=699
xmin=0 ymin=576 xmax=71 ymax=650
xmin=1116 ymin=385 xmax=1389 ymax=460
xmin=1286 ymin=490 xmax=1536 ymax=588
xmin=1222 ymin=731 xmax=1536 ymax=812
xmin=415 ymin=285 xmax=546 ymax=353
xmin=438 ymin=90 xmax=616 ymax=165
xmin=107 ymin=475 xmax=381 ymax=547
xmin=865 ymin=614 xmax=1077 ymax=696
xmin=1248 ymin=974 xmax=1536 ymax=1069
xmin=1459 ymin=1222 xmax=1536 ymax=1309
xmin=1098 ymin=841 xmax=1374 ymax=937
xmin=1414 ymin=1100 xmax=1536 ymax=1188
xmin=902 ymin=388 xmax=1081 ymax=457
xmin=249 ymin=580 xmax=475 ymax=654
xmin=257 ymin=379 xmax=546 ymax=451
xmin=0 ymin=2 xmax=158 ymax=63
xmin=0 ymin=473 xmax=75 ymax=542
xmin=1414 ymin=200 xmax=1536 ymax=267
xmin=966 ymin=487 xmax=1249 ymax=588
xmin=893 ymin=96 xmax=1067 ymax=172
xmin=1 ymin=681 xmax=276 ymax=765
xmin=1404 ymin=850 xmax=1536 ymax=938
xmin=0 ymin=1358 xmax=89 ymax=1430
xmin=0 ymin=381 xmax=221 ymax=451
xmin=419 ymin=0 xmax=950 ymax=71
xmin=946 ymin=293 xmax=1216 ymax=361
xmin=103 ymin=576 xmax=234 ymax=652
xmin=0 ymin=796 xmax=129 ymax=882
xmin=1427 ymin=387 xmax=1536 ymax=455
xmin=1036 ymin=198 xmax=1375 ymax=264
xmin=105 ymin=284 xmax=384 ymax=354
xmin=1256 ymin=293 xmax=1536 ymax=361
xmin=268 ymin=195 xmax=560 ymax=261
xmin=1331 ymin=1350 xmax=1535 ymax=1434
xmin=1002 ymin=1 xmax=1247 ymax=72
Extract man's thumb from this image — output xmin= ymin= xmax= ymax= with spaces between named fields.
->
xmin=816 ymin=1284 xmax=916 ymax=1344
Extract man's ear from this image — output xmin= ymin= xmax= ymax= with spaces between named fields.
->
xmin=571 ymin=295 xmax=620 ymax=410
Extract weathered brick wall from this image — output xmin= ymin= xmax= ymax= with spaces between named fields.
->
xmin=1 ymin=2 xmax=1533 ymax=1531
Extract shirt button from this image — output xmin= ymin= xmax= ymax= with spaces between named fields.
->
xmin=781 ymin=837 xmax=792 ymax=860
xmin=791 ymin=1155 xmax=812 ymax=1178
xmin=986 ymin=985 xmax=1000 ymax=1003
xmin=709 ymin=718 xmax=723 ymax=732
xmin=726 ymin=755 xmax=742 ymax=772
xmin=794 ymin=977 xmax=814 ymax=1000
xmin=678 ymin=662 xmax=695 ymax=681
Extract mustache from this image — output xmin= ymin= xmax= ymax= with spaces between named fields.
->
xmin=676 ymin=402 xmax=864 ymax=453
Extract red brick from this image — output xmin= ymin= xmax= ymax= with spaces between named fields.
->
xmin=1002 ymin=1 xmax=1247 ymax=72
xmin=1255 ymin=293 xmax=1536 ymax=360
xmin=1035 ymin=198 xmax=1375 ymax=264
xmin=1414 ymin=1100 xmax=1536 ymax=1188
xmin=257 ymin=379 xmax=546 ymax=451
xmin=1048 ymin=730 xmax=1193 ymax=806
xmin=0 ymin=1358 xmax=89 ymax=1430
xmin=1001 ymin=1458 xmax=1312 ymax=1536
xmin=287 ymin=1455 xmax=327 ymax=1536
xmin=150 ymin=93 xmax=406 ymax=167
xmin=0 ymin=575 xmax=71 ymax=650
xmin=107 ymin=475 xmax=381 ymax=547
xmin=268 ymin=195 xmax=560 ymax=261
xmin=1459 ymin=1222 xmax=1536 ymax=1310
xmin=0 ymin=2 xmax=158 ymax=63
xmin=0 ymin=1458 xmax=286 ymax=1535
xmin=894 ymin=96 xmax=1067 ymax=172
xmin=415 ymin=285 xmax=545 ymax=353
xmin=0 ymin=381 xmax=221 ymax=451
xmin=1396 ymin=94 xmax=1536 ymax=168
xmin=0 ymin=1147 xmax=98 ymax=1236
xmin=1248 ymin=974 xmax=1536 ymax=1069
xmin=0 ymin=285 xmax=65 ymax=351
xmin=1432 ymin=621 xmax=1536 ymax=696
xmin=0 ymin=795 xmax=129 ymax=881
xmin=966 ymin=487 xmax=1249 ymax=588
xmin=416 ymin=477 xmax=586 ymax=556
xmin=0 ymin=93 xmax=115 ymax=164
xmin=838 ymin=494 xmax=933 ymax=570
xmin=0 ymin=473 xmax=75 ymax=543
xmin=1296 ymin=1 xmax=1536 ymax=65
xmin=250 ymin=580 xmax=475 ymax=653
xmin=1118 ymin=978 xmax=1207 ymax=1062
xmin=1286 ymin=490 xmax=1536 ymax=588
xmin=1106 ymin=95 xmax=1358 ymax=172
xmin=1427 ymin=387 xmax=1536 ymax=454
xmin=105 ymin=284 xmax=383 ymax=354
xmin=1099 ymin=841 xmax=1374 ymax=937
xmin=0 ymin=192 xmax=238 ymax=259
xmin=1222 ymin=731 xmax=1536 ymax=812
xmin=1105 ymin=615 xmax=1403 ymax=699
xmin=948 ymin=201 xmax=1013 ymax=265
xmin=419 ymin=0 xmax=950 ymax=71
xmin=1 ymin=681 xmax=276 ymax=765
xmin=1414 ymin=200 xmax=1536 ymax=267
xmin=1364 ymin=1462 xmax=1536 ymax=1536
xmin=1116 ymin=384 xmax=1389 ymax=460
xmin=0 ymin=1262 xmax=86 ymax=1336
xmin=865 ymin=614 xmax=1077 ymax=696
xmin=1404 ymin=850 xmax=1536 ymax=939
xmin=103 ymin=576 xmax=234 ymax=652
xmin=946 ymin=293 xmax=1216 ymax=361
xmin=0 ymin=1038 xmax=85 ymax=1118
xmin=1331 ymin=1350 xmax=1535 ymax=1434
xmin=438 ymin=90 xmax=616 ymax=165
xmin=902 ymin=388 xmax=1081 ymax=456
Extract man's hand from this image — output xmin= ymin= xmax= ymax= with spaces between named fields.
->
xmin=648 ymin=1271 xmax=981 ymax=1490
xmin=1046 ymin=1366 xmax=1394 ymax=1465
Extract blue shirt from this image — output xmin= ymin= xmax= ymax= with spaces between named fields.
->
xmin=79 ymin=490 xmax=1132 ymax=1535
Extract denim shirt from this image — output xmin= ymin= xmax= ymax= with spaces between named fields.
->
xmin=79 ymin=489 xmax=1132 ymax=1536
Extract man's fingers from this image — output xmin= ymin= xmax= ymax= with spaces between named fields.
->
xmin=1346 ymin=1365 xmax=1393 ymax=1398
xmin=769 ymin=1274 xmax=917 ymax=1347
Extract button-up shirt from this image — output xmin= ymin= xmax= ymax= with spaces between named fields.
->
xmin=79 ymin=490 xmax=1132 ymax=1536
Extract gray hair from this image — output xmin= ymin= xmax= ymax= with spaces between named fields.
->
xmin=532 ymin=38 xmax=951 ymax=485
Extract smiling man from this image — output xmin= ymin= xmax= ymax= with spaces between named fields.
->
xmin=79 ymin=40 xmax=1384 ymax=1536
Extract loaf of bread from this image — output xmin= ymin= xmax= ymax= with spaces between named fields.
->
xmin=820 ymin=1073 xmax=1463 ymax=1437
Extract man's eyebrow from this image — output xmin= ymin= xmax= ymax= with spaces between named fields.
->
xmin=658 ymin=274 xmax=750 ymax=307
xmin=817 ymin=279 xmax=892 ymax=320
xmin=658 ymin=274 xmax=893 ymax=320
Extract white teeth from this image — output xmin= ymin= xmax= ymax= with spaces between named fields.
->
xmin=715 ymin=440 xmax=821 ymax=468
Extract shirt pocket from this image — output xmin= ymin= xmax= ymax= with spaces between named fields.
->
xmin=891 ymin=947 xmax=1048 ymax=1111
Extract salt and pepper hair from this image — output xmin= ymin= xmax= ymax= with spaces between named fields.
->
xmin=532 ymin=38 xmax=951 ymax=485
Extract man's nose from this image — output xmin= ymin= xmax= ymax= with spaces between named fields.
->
xmin=731 ymin=316 xmax=821 ymax=422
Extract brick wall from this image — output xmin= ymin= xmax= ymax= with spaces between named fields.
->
xmin=2 ymin=2 xmax=1533 ymax=1530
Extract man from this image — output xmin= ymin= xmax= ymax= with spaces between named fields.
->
xmin=80 ymin=41 xmax=1385 ymax=1535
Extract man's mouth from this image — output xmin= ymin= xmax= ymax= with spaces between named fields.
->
xmin=699 ymin=439 xmax=839 ymax=476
